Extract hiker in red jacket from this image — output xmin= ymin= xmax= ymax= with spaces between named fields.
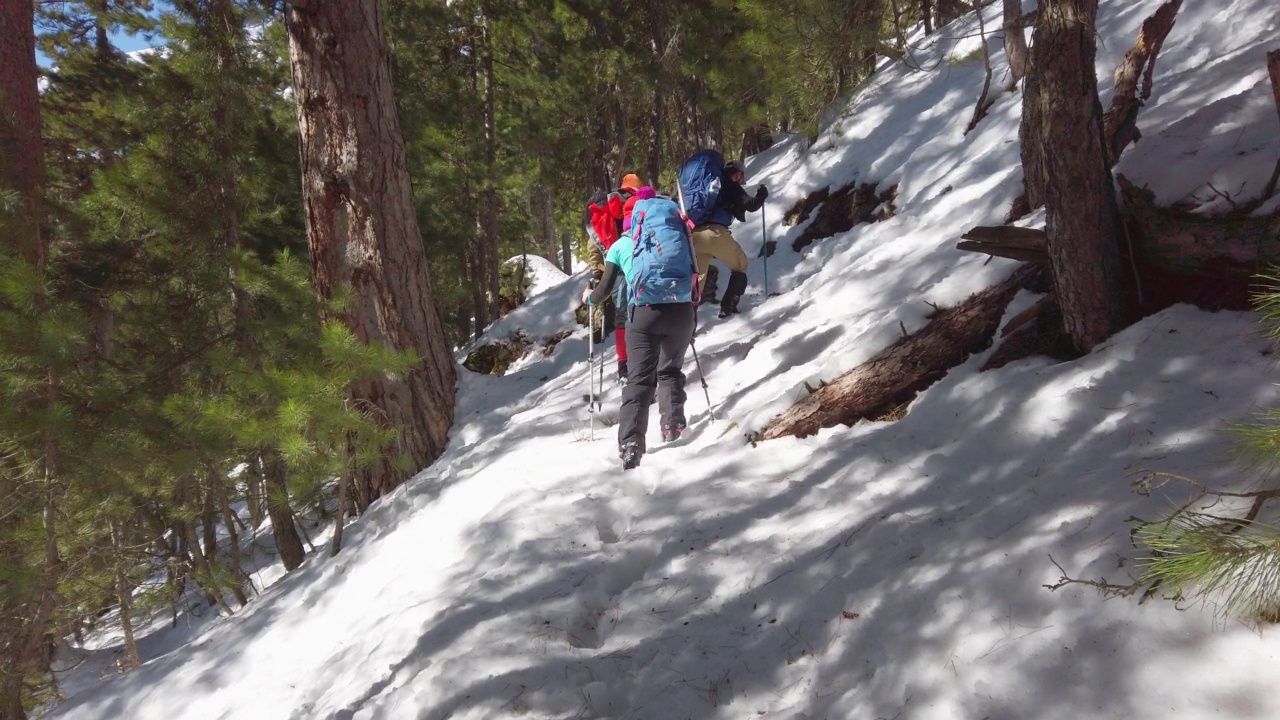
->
xmin=584 ymin=174 xmax=651 ymax=380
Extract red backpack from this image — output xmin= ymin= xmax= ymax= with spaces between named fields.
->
xmin=587 ymin=190 xmax=629 ymax=252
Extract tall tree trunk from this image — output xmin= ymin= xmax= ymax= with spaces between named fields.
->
xmin=936 ymin=0 xmax=964 ymax=25
xmin=201 ymin=487 xmax=219 ymax=564
xmin=648 ymin=81 xmax=665 ymax=188
xmin=646 ymin=4 xmax=667 ymax=186
xmin=244 ymin=453 xmax=264 ymax=529
xmin=261 ymin=450 xmax=306 ymax=571
xmin=285 ymin=0 xmax=457 ymax=506
xmin=463 ymin=174 xmax=488 ymax=339
xmin=204 ymin=0 xmax=293 ymax=555
xmin=1022 ymin=0 xmax=1124 ymax=352
xmin=480 ymin=16 xmax=500 ymax=326
xmin=889 ymin=0 xmax=908 ymax=49
xmin=611 ymin=82 xmax=629 ymax=184
xmin=182 ymin=522 xmax=234 ymax=615
xmin=465 ymin=53 xmax=489 ymax=339
xmin=592 ymin=81 xmax=612 ymax=189
xmin=0 ymin=0 xmax=44 ymax=268
xmin=213 ymin=466 xmax=251 ymax=606
xmin=0 ymin=4 xmax=51 ymax=717
xmin=1002 ymin=0 xmax=1031 ymax=88
xmin=560 ymin=229 xmax=572 ymax=274
xmin=94 ymin=0 xmax=111 ymax=57
xmin=330 ymin=471 xmax=348 ymax=556
xmin=111 ymin=520 xmax=140 ymax=671
xmin=538 ymin=183 xmax=557 ymax=269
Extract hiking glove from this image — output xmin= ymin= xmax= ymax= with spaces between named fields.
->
xmin=755 ymin=185 xmax=769 ymax=201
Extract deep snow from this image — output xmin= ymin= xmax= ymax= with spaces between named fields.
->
xmin=44 ymin=2 xmax=1280 ymax=718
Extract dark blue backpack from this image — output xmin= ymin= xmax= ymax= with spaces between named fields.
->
xmin=629 ymin=197 xmax=697 ymax=305
xmin=677 ymin=149 xmax=725 ymax=227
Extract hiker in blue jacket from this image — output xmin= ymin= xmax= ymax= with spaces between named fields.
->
xmin=583 ymin=197 xmax=696 ymax=470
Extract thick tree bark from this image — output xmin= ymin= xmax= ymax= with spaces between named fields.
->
xmin=285 ymin=0 xmax=456 ymax=506
xmin=1002 ymin=0 xmax=1031 ymax=88
xmin=0 ymin=0 xmax=43 ymax=268
xmin=1022 ymin=0 xmax=1124 ymax=353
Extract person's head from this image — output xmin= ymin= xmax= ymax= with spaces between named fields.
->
xmin=620 ymin=173 xmax=643 ymax=193
xmin=724 ymin=160 xmax=745 ymax=184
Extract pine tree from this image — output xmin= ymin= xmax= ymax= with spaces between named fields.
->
xmin=1135 ymin=278 xmax=1280 ymax=622
xmin=284 ymin=0 xmax=457 ymax=508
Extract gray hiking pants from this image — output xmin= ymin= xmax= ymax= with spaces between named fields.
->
xmin=617 ymin=303 xmax=695 ymax=452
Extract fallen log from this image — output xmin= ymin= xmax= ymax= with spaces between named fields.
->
xmin=1118 ymin=175 xmax=1280 ymax=277
xmin=956 ymin=226 xmax=1048 ymax=264
xmin=755 ymin=264 xmax=1046 ymax=441
xmin=960 ymin=178 xmax=1280 ymax=297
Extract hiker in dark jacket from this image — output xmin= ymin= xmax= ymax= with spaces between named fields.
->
xmin=583 ymin=197 xmax=695 ymax=470
xmin=690 ymin=160 xmax=767 ymax=318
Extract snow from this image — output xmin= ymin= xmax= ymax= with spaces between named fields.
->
xmin=42 ymin=1 xmax=1280 ymax=718
xmin=505 ymin=254 xmax=571 ymax=298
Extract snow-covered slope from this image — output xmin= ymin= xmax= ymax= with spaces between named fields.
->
xmin=45 ymin=2 xmax=1280 ymax=718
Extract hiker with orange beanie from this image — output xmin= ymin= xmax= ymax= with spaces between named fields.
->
xmin=584 ymin=174 xmax=650 ymax=382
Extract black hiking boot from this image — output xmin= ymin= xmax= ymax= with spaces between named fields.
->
xmin=718 ymin=271 xmax=748 ymax=319
xmin=700 ymin=265 xmax=720 ymax=305
xmin=620 ymin=442 xmax=643 ymax=470
xmin=661 ymin=421 xmax=686 ymax=443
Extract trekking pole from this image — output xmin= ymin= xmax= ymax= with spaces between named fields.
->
xmin=689 ymin=315 xmax=715 ymax=420
xmin=679 ymin=175 xmax=714 ymax=418
xmin=588 ymin=303 xmax=596 ymax=440
xmin=760 ymin=202 xmax=769 ymax=298
xmin=597 ymin=314 xmax=605 ymax=407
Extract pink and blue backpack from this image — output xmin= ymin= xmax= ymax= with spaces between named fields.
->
xmin=628 ymin=197 xmax=697 ymax=305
